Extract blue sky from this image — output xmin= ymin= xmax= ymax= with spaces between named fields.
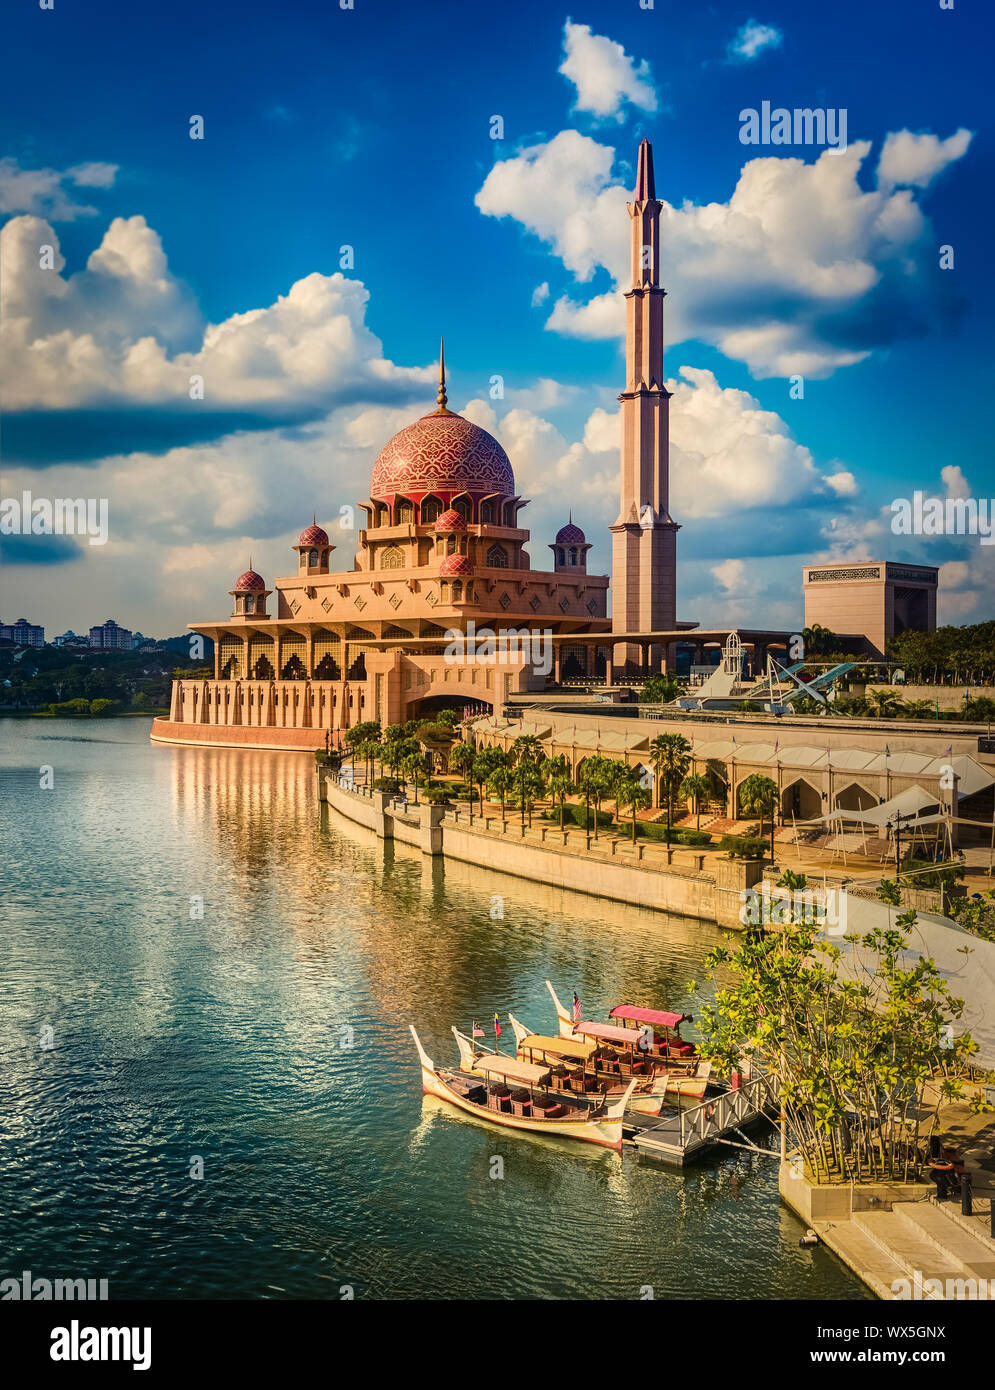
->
xmin=1 ymin=0 xmax=992 ymax=634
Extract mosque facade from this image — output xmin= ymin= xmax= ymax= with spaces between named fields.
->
xmin=152 ymin=140 xmax=686 ymax=751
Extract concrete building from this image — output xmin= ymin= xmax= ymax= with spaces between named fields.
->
xmin=89 ymin=619 xmax=134 ymax=650
xmin=803 ymin=561 xmax=938 ymax=658
xmin=0 ymin=618 xmax=45 ymax=647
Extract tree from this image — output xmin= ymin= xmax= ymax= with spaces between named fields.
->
xmin=649 ymin=733 xmax=691 ymax=837
xmin=738 ymin=772 xmax=780 ymax=860
xmin=449 ymin=740 xmax=476 ymax=791
xmin=547 ymin=771 xmax=575 ymax=830
xmin=511 ymin=759 xmax=543 ymax=830
xmin=577 ymin=756 xmax=613 ymax=840
xmin=640 ymin=671 xmax=680 ymax=704
xmin=679 ymin=772 xmax=710 ymax=829
xmin=488 ymin=766 xmax=514 ymax=824
xmin=869 ymin=689 xmax=903 ymax=719
xmin=616 ymin=768 xmax=650 ymax=843
xmin=691 ymin=908 xmax=986 ymax=1185
xmin=401 ymin=752 xmax=425 ymax=805
xmin=877 ymin=878 xmax=902 ymax=906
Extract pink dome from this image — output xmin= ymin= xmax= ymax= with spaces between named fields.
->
xmin=370 ymin=411 xmax=514 ymax=500
xmin=233 ymin=570 xmax=266 ymax=592
xmin=299 ymin=523 xmax=329 ymax=546
xmin=555 ymin=522 xmax=586 ymax=544
xmin=439 ymin=553 xmax=474 ymax=577
xmin=435 ymin=508 xmax=466 ymax=532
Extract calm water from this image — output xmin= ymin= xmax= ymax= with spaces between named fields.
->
xmin=0 ymin=718 xmax=866 ymax=1300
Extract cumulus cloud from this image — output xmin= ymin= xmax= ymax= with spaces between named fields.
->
xmin=877 ymin=128 xmax=972 ymax=192
xmin=530 ymin=281 xmax=550 ymax=307
xmin=558 ymin=21 xmax=657 ymax=121
xmin=0 ymin=213 xmax=434 ymax=445
xmin=476 ymin=128 xmax=972 ymax=378
xmin=0 ymin=157 xmax=118 ymax=219
xmin=712 ymin=558 xmax=747 ymax=593
xmin=727 ymin=20 xmax=783 ymax=63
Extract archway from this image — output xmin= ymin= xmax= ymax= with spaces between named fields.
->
xmin=835 ymin=781 xmax=878 ymax=813
xmin=781 ymin=777 xmax=822 ymax=821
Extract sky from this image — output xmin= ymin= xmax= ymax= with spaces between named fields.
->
xmin=1 ymin=0 xmax=993 ymax=637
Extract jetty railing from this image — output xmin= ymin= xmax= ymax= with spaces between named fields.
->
xmin=677 ymin=1073 xmax=777 ymax=1151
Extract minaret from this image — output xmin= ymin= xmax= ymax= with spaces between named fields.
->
xmin=610 ymin=138 xmax=679 ymax=654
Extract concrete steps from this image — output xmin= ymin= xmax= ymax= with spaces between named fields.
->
xmin=836 ymin=1201 xmax=995 ymax=1298
xmin=893 ymin=1202 xmax=995 ymax=1280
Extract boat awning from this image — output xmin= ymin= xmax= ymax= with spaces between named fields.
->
xmin=573 ymin=1021 xmax=644 ymax=1045
xmin=475 ymin=1055 xmax=551 ymax=1085
xmin=519 ymin=1034 xmax=596 ymax=1061
xmin=610 ymin=1005 xmax=687 ymax=1029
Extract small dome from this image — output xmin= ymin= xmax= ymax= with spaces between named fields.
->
xmin=439 ymin=553 xmax=474 ymax=577
xmin=555 ymin=521 xmax=586 ymax=545
xmin=435 ymin=509 xmax=467 ymax=533
xmin=299 ymin=523 xmax=329 ymax=546
xmin=234 ymin=570 xmax=266 ymax=592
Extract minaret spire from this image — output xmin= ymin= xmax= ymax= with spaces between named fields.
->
xmin=434 ymin=336 xmax=451 ymax=413
xmin=610 ymin=137 xmax=679 ymax=651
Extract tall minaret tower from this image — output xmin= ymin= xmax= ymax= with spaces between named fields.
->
xmin=610 ymin=138 xmax=679 ymax=654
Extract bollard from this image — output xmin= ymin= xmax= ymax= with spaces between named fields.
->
xmin=928 ymin=1135 xmax=941 ymax=1160
xmin=934 ymin=1173 xmax=946 ymax=1202
xmin=961 ymin=1172 xmax=972 ymax=1216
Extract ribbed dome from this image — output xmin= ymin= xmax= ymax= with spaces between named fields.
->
xmin=298 ymin=523 xmax=329 ymax=546
xmin=233 ymin=570 xmax=266 ymax=592
xmin=439 ymin=553 xmax=474 ymax=577
xmin=370 ymin=412 xmax=514 ymax=501
xmin=435 ymin=509 xmax=466 ymax=533
xmin=555 ymin=522 xmax=586 ymax=545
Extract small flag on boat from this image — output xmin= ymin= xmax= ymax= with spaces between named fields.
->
xmin=493 ymin=1013 xmax=501 ymax=1038
xmin=572 ymin=992 xmax=582 ymax=1023
xmin=885 ymin=744 xmax=890 ymax=758
xmin=472 ymin=1021 xmax=485 ymax=1038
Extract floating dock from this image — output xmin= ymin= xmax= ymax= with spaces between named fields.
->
xmin=626 ymin=1074 xmax=778 ymax=1165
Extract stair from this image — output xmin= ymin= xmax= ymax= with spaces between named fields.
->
xmin=834 ymin=1201 xmax=995 ymax=1298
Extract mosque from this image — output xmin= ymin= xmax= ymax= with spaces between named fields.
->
xmin=152 ymin=139 xmax=788 ymax=752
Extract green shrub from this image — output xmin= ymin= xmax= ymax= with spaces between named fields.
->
xmin=678 ymin=828 xmax=712 ymax=846
xmin=314 ymin=750 xmax=341 ymax=767
xmin=373 ymin=777 xmax=403 ymax=793
xmin=719 ymin=834 xmax=767 ymax=860
xmin=424 ymin=786 xmax=452 ymax=805
xmin=540 ymin=803 xmax=614 ymax=830
xmin=89 ymin=698 xmax=120 ymax=716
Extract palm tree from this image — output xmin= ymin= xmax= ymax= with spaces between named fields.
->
xmin=868 ymin=689 xmax=903 ymax=719
xmin=401 ymin=752 xmax=425 ymax=805
xmin=512 ymin=733 xmax=543 ymax=767
xmin=649 ymin=733 xmax=691 ymax=839
xmin=738 ymin=772 xmax=780 ymax=860
xmin=577 ymin=756 xmax=612 ymax=840
xmin=511 ymin=759 xmax=542 ymax=831
xmin=547 ymin=771 xmax=575 ymax=830
xmin=616 ymin=768 xmax=650 ymax=843
xmin=679 ymin=772 xmax=710 ymax=829
xmin=488 ymin=766 xmax=514 ymax=824
xmin=449 ymin=740 xmax=476 ymax=791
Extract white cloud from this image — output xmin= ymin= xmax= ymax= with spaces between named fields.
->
xmin=0 ymin=157 xmax=118 ymax=219
xmin=825 ymin=470 xmax=859 ymax=497
xmin=558 ymin=21 xmax=657 ymax=121
xmin=712 ymin=558 xmax=747 ymax=593
xmin=941 ymin=463 xmax=971 ymax=498
xmin=877 ymin=128 xmax=972 ymax=192
xmin=477 ymin=129 xmax=972 ymax=378
xmin=727 ymin=20 xmax=783 ymax=63
xmin=530 ymin=281 xmax=550 ymax=307
xmin=0 ymin=213 xmax=432 ymax=413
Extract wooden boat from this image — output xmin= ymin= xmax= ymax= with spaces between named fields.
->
xmin=410 ymin=1026 xmax=636 ymax=1150
xmin=506 ymin=1020 xmax=668 ymax=1116
xmin=544 ymin=982 xmax=713 ymax=1101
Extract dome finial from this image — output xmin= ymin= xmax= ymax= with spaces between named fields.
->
xmin=435 ymin=335 xmax=450 ymax=413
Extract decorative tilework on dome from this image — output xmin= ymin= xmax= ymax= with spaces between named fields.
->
xmin=370 ymin=412 xmax=514 ymax=500
xmin=439 ymin=553 xmax=474 ymax=577
xmin=435 ymin=509 xmax=466 ymax=532
xmin=555 ymin=522 xmax=586 ymax=544
xmin=233 ymin=570 xmax=266 ymax=592
xmin=298 ymin=524 xmax=329 ymax=546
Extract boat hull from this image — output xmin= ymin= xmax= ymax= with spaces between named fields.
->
xmin=419 ymin=1065 xmax=625 ymax=1150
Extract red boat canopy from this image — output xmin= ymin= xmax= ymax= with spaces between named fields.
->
xmin=610 ymin=1006 xmax=688 ymax=1029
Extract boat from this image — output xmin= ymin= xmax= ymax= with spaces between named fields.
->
xmin=409 ymin=1025 xmax=636 ymax=1150
xmin=506 ymin=1020 xmax=668 ymax=1116
xmin=544 ymin=982 xmax=713 ymax=1100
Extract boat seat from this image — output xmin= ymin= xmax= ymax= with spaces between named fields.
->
xmin=542 ymin=1104 xmax=565 ymax=1119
